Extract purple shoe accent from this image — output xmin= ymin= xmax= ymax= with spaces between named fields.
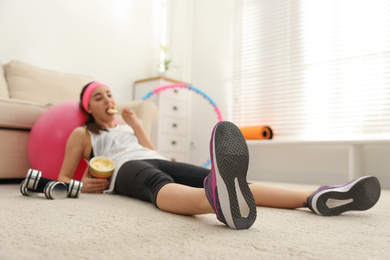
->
xmin=305 ymin=176 xmax=381 ymax=216
xmin=204 ymin=123 xmax=226 ymax=224
xmin=209 ymin=124 xmax=221 ymax=220
xmin=204 ymin=176 xmax=227 ymax=225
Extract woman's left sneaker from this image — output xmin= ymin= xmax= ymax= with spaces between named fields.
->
xmin=204 ymin=121 xmax=257 ymax=229
xmin=304 ymin=176 xmax=381 ymax=216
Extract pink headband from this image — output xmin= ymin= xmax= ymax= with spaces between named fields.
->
xmin=82 ymin=82 xmax=108 ymax=112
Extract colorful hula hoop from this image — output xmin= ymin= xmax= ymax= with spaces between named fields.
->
xmin=142 ymin=84 xmax=223 ymax=168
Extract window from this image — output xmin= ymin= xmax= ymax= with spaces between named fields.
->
xmin=232 ymin=0 xmax=390 ymax=140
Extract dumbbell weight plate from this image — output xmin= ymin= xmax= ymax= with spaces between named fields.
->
xmin=44 ymin=181 xmax=67 ymax=200
xmin=20 ymin=179 xmax=40 ymax=197
xmin=25 ymin=169 xmax=42 ymax=190
xmin=68 ymin=179 xmax=83 ymax=198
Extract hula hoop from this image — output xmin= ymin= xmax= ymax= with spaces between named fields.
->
xmin=142 ymin=84 xmax=223 ymax=168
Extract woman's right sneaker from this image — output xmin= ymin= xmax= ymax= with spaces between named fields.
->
xmin=304 ymin=176 xmax=381 ymax=216
xmin=204 ymin=121 xmax=257 ymax=229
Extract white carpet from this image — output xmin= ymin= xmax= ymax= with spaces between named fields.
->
xmin=1 ymin=181 xmax=389 ymax=260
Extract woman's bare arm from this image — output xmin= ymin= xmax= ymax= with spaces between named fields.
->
xmin=57 ymin=127 xmax=89 ymax=183
xmin=57 ymin=126 xmax=109 ymax=193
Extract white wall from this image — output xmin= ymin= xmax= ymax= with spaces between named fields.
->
xmin=187 ymin=0 xmax=234 ymax=167
xmin=0 ymin=0 xmax=162 ymax=102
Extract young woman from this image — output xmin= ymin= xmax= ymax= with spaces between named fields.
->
xmin=57 ymin=81 xmax=381 ymax=230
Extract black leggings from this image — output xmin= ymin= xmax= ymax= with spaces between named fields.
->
xmin=114 ymin=159 xmax=210 ymax=207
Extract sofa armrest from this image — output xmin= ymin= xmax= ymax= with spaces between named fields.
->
xmin=0 ymin=98 xmax=50 ymax=130
xmin=115 ymin=100 xmax=159 ymax=138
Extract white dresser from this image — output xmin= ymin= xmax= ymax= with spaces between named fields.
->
xmin=133 ymin=77 xmax=191 ymax=163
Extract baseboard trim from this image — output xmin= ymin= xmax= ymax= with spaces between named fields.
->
xmin=0 ymin=178 xmax=24 ymax=184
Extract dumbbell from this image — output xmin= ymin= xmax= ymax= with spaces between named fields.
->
xmin=20 ymin=178 xmax=67 ymax=199
xmin=21 ymin=169 xmax=83 ymax=199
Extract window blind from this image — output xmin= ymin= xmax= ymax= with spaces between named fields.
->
xmin=232 ymin=0 xmax=390 ymax=140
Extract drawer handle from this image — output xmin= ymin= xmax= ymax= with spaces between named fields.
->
xmin=171 ymin=140 xmax=177 ymax=146
xmin=172 ymin=106 xmax=178 ymax=111
xmin=172 ymin=123 xmax=178 ymax=128
xmin=173 ymin=89 xmax=179 ymax=94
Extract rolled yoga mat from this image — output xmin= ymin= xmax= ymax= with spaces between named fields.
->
xmin=239 ymin=126 xmax=273 ymax=140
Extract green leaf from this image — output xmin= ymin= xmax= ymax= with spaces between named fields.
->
xmin=160 ymin=45 xmax=169 ymax=53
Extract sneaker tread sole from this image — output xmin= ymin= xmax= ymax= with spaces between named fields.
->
xmin=213 ymin=122 xmax=257 ymax=229
xmin=315 ymin=176 xmax=381 ymax=216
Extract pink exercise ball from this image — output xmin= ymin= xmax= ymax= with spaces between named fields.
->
xmin=28 ymin=101 xmax=88 ymax=181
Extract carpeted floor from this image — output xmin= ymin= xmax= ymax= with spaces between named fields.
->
xmin=1 ymin=181 xmax=389 ymax=260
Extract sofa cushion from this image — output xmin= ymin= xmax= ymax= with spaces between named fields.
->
xmin=0 ymin=62 xmax=9 ymax=98
xmin=0 ymin=98 xmax=49 ymax=129
xmin=4 ymin=61 xmax=93 ymax=106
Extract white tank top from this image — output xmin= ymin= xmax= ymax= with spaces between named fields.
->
xmin=89 ymin=124 xmax=167 ymax=193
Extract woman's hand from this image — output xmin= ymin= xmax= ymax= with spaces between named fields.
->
xmin=121 ymin=106 xmax=157 ymax=150
xmin=122 ymin=106 xmax=142 ymax=130
xmin=81 ymin=168 xmax=110 ymax=193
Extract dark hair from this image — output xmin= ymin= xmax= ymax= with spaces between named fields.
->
xmin=80 ymin=82 xmax=108 ymax=134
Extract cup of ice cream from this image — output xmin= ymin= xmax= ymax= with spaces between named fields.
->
xmin=89 ymin=156 xmax=115 ymax=180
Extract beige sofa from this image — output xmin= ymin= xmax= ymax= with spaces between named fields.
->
xmin=0 ymin=60 xmax=158 ymax=180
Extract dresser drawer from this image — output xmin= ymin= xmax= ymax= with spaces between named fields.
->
xmin=161 ymin=117 xmax=187 ymax=135
xmin=160 ymin=151 xmax=187 ymax=163
xmin=160 ymin=99 xmax=188 ymax=118
xmin=158 ymin=135 xmax=187 ymax=151
xmin=160 ymin=87 xmax=190 ymax=101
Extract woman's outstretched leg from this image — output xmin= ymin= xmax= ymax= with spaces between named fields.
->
xmin=250 ymin=183 xmax=312 ymax=209
xmin=155 ymin=182 xmax=309 ymax=215
xmin=156 ymin=183 xmax=214 ymax=215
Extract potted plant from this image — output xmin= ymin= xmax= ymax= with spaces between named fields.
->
xmin=159 ymin=45 xmax=176 ymax=77
xmin=160 ymin=45 xmax=171 ymax=73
